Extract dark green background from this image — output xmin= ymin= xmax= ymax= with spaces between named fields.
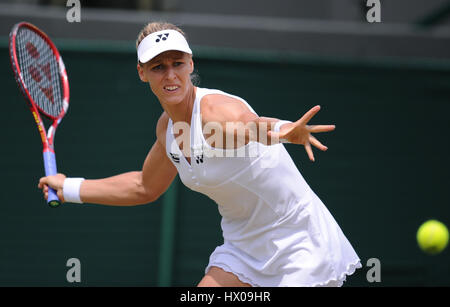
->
xmin=1 ymin=41 xmax=449 ymax=286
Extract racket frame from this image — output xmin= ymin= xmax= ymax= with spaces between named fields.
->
xmin=9 ymin=22 xmax=70 ymax=207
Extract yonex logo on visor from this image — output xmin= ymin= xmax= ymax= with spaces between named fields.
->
xmin=137 ymin=29 xmax=192 ymax=64
xmin=156 ymin=33 xmax=169 ymax=42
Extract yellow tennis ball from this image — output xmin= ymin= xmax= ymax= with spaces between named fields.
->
xmin=417 ymin=220 xmax=449 ymax=255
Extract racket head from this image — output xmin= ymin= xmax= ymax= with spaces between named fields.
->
xmin=9 ymin=22 xmax=69 ymax=208
xmin=9 ymin=22 xmax=69 ymax=123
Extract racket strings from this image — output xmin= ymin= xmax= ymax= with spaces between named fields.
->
xmin=16 ymin=28 xmax=63 ymax=118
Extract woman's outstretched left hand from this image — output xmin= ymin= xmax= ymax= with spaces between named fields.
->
xmin=268 ymin=105 xmax=335 ymax=162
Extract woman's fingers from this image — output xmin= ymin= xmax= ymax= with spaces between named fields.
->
xmin=40 ymin=181 xmax=65 ymax=202
xmin=41 ymin=184 xmax=48 ymax=200
xmin=297 ymin=105 xmax=321 ymax=126
xmin=308 ymin=125 xmax=335 ymax=133
xmin=42 ymin=184 xmax=48 ymax=200
xmin=304 ymin=142 xmax=315 ymax=162
xmin=310 ymin=135 xmax=328 ymax=151
xmin=38 ymin=174 xmax=66 ymax=191
xmin=306 ymin=135 xmax=330 ymax=161
xmin=38 ymin=177 xmax=46 ymax=189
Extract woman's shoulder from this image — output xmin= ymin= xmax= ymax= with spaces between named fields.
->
xmin=199 ymin=87 xmax=242 ymax=107
xmin=200 ymin=89 xmax=255 ymax=123
xmin=201 ymin=93 xmax=241 ymax=121
xmin=198 ymin=87 xmax=243 ymax=101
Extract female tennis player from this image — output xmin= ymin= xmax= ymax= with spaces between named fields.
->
xmin=38 ymin=22 xmax=362 ymax=287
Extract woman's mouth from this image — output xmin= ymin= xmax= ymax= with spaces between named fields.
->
xmin=164 ymin=85 xmax=180 ymax=92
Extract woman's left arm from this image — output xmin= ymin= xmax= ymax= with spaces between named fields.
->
xmin=202 ymin=96 xmax=335 ymax=161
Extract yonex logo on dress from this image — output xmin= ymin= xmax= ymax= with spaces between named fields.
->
xmin=156 ymin=33 xmax=169 ymax=43
xmin=170 ymin=152 xmax=180 ymax=163
xmin=195 ymin=154 xmax=204 ymax=164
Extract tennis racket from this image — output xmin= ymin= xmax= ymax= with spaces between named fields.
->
xmin=9 ymin=22 xmax=69 ymax=208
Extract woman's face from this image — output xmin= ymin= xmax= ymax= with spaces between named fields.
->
xmin=137 ymin=50 xmax=194 ymax=105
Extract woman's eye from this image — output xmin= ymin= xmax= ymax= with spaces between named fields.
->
xmin=174 ymin=62 xmax=183 ymax=67
xmin=152 ymin=65 xmax=162 ymax=71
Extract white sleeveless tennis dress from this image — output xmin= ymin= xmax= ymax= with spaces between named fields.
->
xmin=165 ymin=87 xmax=362 ymax=287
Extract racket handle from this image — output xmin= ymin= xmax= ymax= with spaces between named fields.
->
xmin=43 ymin=150 xmax=60 ymax=208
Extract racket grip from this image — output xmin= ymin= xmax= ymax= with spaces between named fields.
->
xmin=43 ymin=150 xmax=60 ymax=208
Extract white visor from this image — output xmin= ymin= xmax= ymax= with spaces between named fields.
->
xmin=137 ymin=29 xmax=192 ymax=64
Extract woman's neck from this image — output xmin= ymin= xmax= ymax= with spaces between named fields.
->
xmin=162 ymin=85 xmax=196 ymax=125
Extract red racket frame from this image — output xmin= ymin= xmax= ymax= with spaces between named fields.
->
xmin=9 ymin=22 xmax=70 ymax=207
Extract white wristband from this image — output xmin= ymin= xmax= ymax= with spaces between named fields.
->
xmin=63 ymin=177 xmax=85 ymax=203
xmin=273 ymin=120 xmax=292 ymax=143
xmin=274 ymin=120 xmax=292 ymax=133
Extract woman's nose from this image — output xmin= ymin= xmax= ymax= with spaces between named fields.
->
xmin=166 ymin=67 xmax=176 ymax=80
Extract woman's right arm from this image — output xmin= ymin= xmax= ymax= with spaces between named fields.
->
xmin=38 ymin=113 xmax=178 ymax=206
xmin=80 ymin=139 xmax=177 ymax=206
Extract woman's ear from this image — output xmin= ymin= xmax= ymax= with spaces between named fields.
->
xmin=137 ymin=63 xmax=148 ymax=82
xmin=189 ymin=58 xmax=194 ymax=74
